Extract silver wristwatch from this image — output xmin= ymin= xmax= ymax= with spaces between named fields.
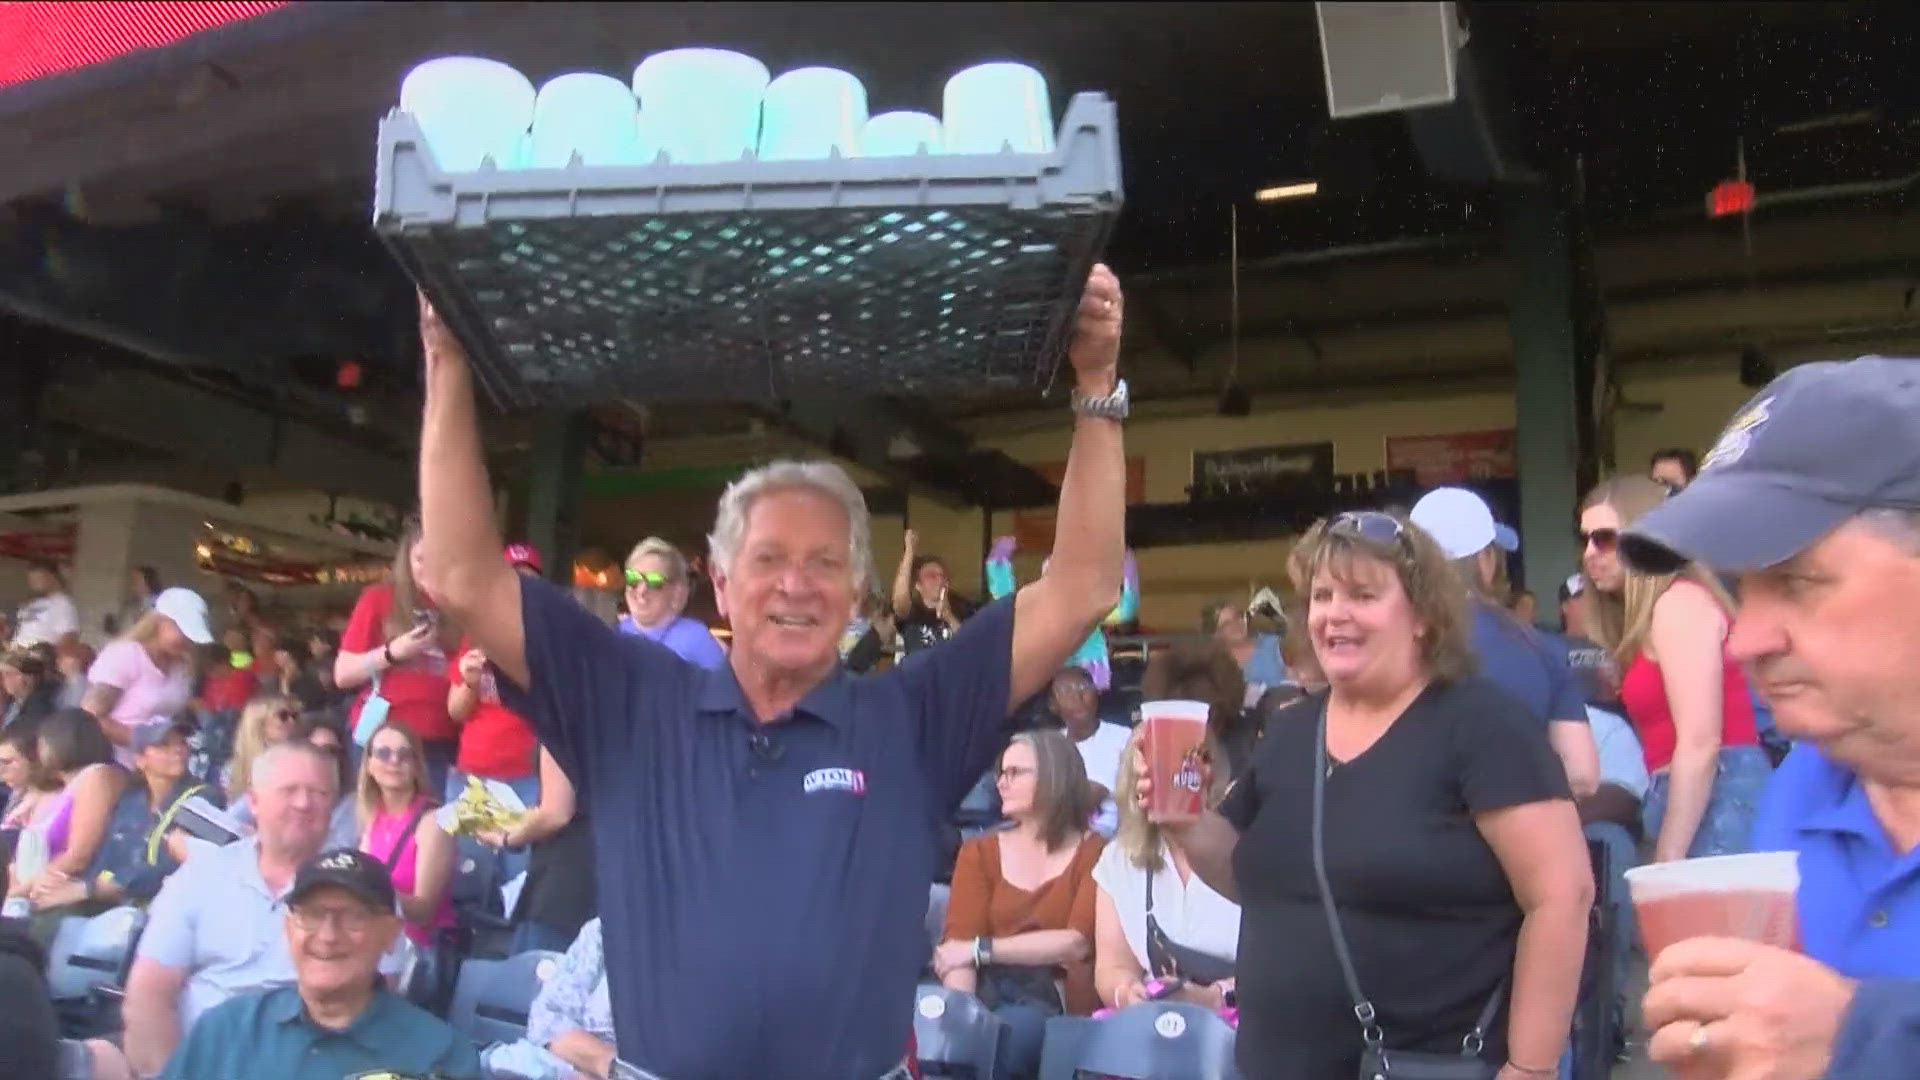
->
xmin=1070 ymin=377 xmax=1129 ymax=421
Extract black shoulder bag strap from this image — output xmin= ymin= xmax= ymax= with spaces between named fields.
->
xmin=384 ymin=801 xmax=435 ymax=869
xmin=1310 ymin=700 xmax=1504 ymax=1061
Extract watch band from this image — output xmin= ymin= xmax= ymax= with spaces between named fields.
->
xmin=1070 ymin=377 xmax=1129 ymax=421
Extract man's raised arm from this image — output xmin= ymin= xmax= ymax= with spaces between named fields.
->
xmin=1008 ymin=264 xmax=1128 ymax=709
xmin=417 ymin=295 xmax=528 ymax=686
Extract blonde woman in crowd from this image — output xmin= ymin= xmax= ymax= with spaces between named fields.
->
xmin=223 ymin=693 xmax=301 ymax=816
xmin=356 ymin=721 xmax=455 ymax=947
xmin=1093 ymin=724 xmax=1239 ymax=1012
xmin=1579 ymin=476 xmax=1769 ymax=860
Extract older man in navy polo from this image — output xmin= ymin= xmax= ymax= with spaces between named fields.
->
xmin=416 ymin=267 xmax=1130 ymax=1079
xmin=1622 ymin=357 xmax=1920 ymax=1078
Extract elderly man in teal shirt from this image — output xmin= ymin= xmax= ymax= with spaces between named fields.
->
xmin=162 ymin=848 xmax=480 ymax=1080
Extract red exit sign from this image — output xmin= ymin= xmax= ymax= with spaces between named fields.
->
xmin=1709 ymin=178 xmax=1757 ymax=218
xmin=0 ymin=1 xmax=288 ymax=88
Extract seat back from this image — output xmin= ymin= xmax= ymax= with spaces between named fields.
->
xmin=1073 ymin=1002 xmax=1237 ymax=1080
xmin=913 ymin=983 xmax=1002 ymax=1079
xmin=46 ymin=906 xmax=146 ymax=1002
xmin=447 ymin=949 xmax=563 ymax=1046
xmin=925 ymin=884 xmax=951 ymax=949
xmin=450 ymin=834 xmax=501 ymax=912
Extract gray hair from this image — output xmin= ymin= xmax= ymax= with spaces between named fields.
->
xmin=1857 ymin=508 xmax=1920 ymax=555
xmin=707 ymin=460 xmax=873 ymax=590
xmin=626 ymin=536 xmax=691 ymax=582
xmin=252 ymin=740 xmax=339 ymax=797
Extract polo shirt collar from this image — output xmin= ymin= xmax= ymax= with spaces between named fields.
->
xmin=1794 ymin=746 xmax=1881 ymax=838
xmin=697 ymin=658 xmax=854 ymax=729
xmin=265 ymin=985 xmax=406 ymax=1048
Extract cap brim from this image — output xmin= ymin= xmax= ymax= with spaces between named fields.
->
xmin=1492 ymin=524 xmax=1520 ymax=552
xmin=173 ymin=611 xmax=214 ymax=645
xmin=1620 ymin=473 xmax=1848 ymax=575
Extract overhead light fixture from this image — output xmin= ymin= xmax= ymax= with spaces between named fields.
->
xmin=1254 ymin=181 xmax=1319 ymax=201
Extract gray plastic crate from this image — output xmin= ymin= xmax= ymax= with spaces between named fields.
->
xmin=373 ymin=93 xmax=1122 ymax=408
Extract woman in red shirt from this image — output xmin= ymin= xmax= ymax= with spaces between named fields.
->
xmin=1579 ymin=476 xmax=1771 ymax=862
xmin=333 ymin=523 xmax=464 ymax=794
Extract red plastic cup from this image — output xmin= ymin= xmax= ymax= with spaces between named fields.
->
xmin=1626 ymin=851 xmax=1800 ymax=961
xmin=1139 ymin=700 xmax=1210 ymax=823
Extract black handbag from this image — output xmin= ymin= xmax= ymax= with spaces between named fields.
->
xmin=1144 ymin=866 xmax=1235 ymax=987
xmin=1310 ymin=703 xmax=1503 ymax=1080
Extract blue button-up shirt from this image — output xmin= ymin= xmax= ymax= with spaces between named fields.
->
xmin=160 ymin=985 xmax=480 ymax=1080
xmin=500 ymin=577 xmax=1014 ymax=1080
xmin=1752 ymin=743 xmax=1920 ymax=977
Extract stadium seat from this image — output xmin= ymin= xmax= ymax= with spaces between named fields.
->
xmin=913 ymin=983 xmax=1003 ymax=1079
xmin=926 ymin=883 xmax=951 ymax=950
xmin=1071 ymin=1002 xmax=1238 ymax=1080
xmin=448 ymin=949 xmax=564 ymax=1047
xmin=46 ymin=905 xmax=146 ymax=1038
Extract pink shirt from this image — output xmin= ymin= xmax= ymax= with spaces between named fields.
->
xmin=363 ymin=794 xmax=455 ymax=946
xmin=86 ymin=640 xmax=192 ymax=764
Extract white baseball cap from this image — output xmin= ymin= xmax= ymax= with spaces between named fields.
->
xmin=1409 ymin=487 xmax=1499 ymax=560
xmin=153 ymin=587 xmax=214 ymax=645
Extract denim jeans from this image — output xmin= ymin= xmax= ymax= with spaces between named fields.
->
xmin=1642 ymin=744 xmax=1773 ymax=857
xmin=992 ymin=1002 xmax=1051 ymax=1080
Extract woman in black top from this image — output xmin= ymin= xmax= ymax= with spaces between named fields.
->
xmin=1140 ymin=512 xmax=1592 ymax=1080
xmin=890 ymin=529 xmax=971 ymax=655
xmin=480 ymin=747 xmax=596 ymax=953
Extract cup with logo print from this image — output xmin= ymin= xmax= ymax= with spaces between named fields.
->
xmin=1140 ymin=700 xmax=1211 ymax=823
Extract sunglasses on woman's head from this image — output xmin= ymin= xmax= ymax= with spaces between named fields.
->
xmin=369 ymin=745 xmax=414 ymax=764
xmin=1328 ymin=511 xmax=1406 ymax=547
xmin=1579 ymin=528 xmax=1620 ymax=553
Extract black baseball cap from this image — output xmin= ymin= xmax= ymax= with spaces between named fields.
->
xmin=288 ymin=848 xmax=398 ymax=911
xmin=1621 ymin=357 xmax=1920 ymax=575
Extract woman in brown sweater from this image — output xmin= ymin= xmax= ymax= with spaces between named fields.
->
xmin=937 ymin=727 xmax=1104 ymax=1080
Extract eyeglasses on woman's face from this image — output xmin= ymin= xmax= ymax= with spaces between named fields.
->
xmin=369 ymin=744 xmax=414 ymax=765
xmin=1578 ymin=527 xmax=1621 ymax=553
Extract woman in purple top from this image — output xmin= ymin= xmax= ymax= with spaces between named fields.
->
xmin=615 ymin=537 xmax=726 ymax=670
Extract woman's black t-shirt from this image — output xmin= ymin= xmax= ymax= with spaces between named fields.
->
xmin=1218 ymin=678 xmax=1571 ymax=1079
xmin=897 ymin=596 xmax=971 ymax=656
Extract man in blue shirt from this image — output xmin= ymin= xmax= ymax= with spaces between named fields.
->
xmin=162 ymin=847 xmax=481 ymax=1080
xmin=1412 ymin=486 xmax=1599 ymax=797
xmin=1624 ymin=356 xmax=1920 ymax=1078
xmin=616 ymin=536 xmax=728 ymax=670
xmin=415 ymin=267 xmax=1131 ymax=1079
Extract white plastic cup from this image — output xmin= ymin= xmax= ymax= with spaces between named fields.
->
xmin=760 ymin=66 xmax=867 ymax=160
xmin=863 ymin=110 xmax=944 ymax=156
xmin=531 ymin=72 xmax=642 ymax=167
xmin=1626 ymin=851 xmax=1801 ymax=958
xmin=942 ymin=62 xmax=1054 ymax=154
xmin=631 ymin=48 xmax=770 ymax=164
xmin=400 ymin=56 xmax=536 ymax=171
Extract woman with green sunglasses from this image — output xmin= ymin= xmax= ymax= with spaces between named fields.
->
xmin=615 ymin=537 xmax=726 ymax=671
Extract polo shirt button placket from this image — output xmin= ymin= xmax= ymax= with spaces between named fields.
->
xmin=1870 ymin=909 xmax=1891 ymax=929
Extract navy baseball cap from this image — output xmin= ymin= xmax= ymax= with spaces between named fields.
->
xmin=1621 ymin=357 xmax=1920 ymax=574
xmin=288 ymin=848 xmax=398 ymax=911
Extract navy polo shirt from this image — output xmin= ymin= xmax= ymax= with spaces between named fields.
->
xmin=1469 ymin=601 xmax=1586 ymax=726
xmin=1752 ymin=744 xmax=1920 ymax=978
xmin=499 ymin=577 xmax=1014 ymax=1080
xmin=159 ymin=985 xmax=481 ymax=1080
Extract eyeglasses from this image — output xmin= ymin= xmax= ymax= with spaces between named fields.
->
xmin=1328 ymin=511 xmax=1406 ymax=547
xmin=288 ymin=904 xmax=378 ymax=936
xmin=273 ymin=709 xmax=299 ymax=722
xmin=625 ymin=568 xmax=671 ymax=589
xmin=1578 ymin=528 xmax=1621 ymax=553
xmin=996 ymin=765 xmax=1034 ymax=782
xmin=369 ymin=745 xmax=414 ymax=764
